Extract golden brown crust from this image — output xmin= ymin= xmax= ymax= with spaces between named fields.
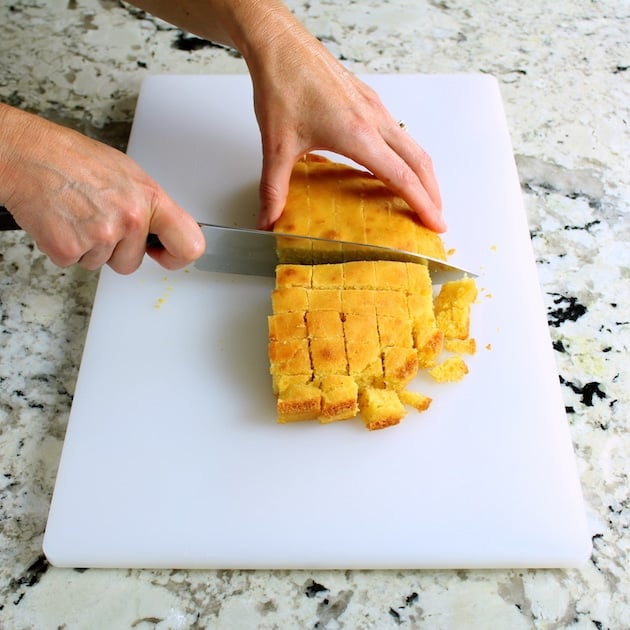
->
xmin=277 ymin=383 xmax=322 ymax=423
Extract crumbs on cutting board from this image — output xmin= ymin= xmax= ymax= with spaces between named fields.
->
xmin=153 ymin=275 xmax=175 ymax=309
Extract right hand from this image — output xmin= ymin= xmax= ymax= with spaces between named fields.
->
xmin=0 ymin=104 xmax=204 ymax=274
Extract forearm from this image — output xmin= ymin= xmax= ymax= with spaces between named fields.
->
xmin=128 ymin=0 xmax=311 ymax=63
xmin=0 ymin=103 xmax=43 ymax=208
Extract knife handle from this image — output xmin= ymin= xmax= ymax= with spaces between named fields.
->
xmin=0 ymin=206 xmax=20 ymax=231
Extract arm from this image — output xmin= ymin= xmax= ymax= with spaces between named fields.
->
xmin=131 ymin=0 xmax=446 ymax=232
xmin=0 ymin=103 xmax=204 ymax=272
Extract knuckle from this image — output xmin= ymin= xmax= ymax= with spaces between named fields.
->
xmin=123 ymin=202 xmax=149 ymax=232
xmin=110 ymin=260 xmax=139 ymax=275
xmin=41 ymin=241 xmax=82 ymax=268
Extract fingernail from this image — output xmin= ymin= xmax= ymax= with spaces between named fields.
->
xmin=434 ymin=212 xmax=448 ymax=232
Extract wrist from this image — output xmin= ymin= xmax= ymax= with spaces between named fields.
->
xmin=215 ymin=0 xmax=312 ymax=69
xmin=0 ymin=103 xmax=24 ymax=206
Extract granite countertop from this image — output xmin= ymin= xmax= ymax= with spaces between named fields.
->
xmin=1 ymin=1 xmax=628 ymax=628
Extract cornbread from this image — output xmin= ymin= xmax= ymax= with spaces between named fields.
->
xmin=429 ymin=356 xmax=470 ymax=383
xmin=269 ymin=260 xmax=436 ymax=428
xmin=268 ymin=154 xmax=478 ymax=430
xmin=359 ymin=388 xmax=407 ymax=431
xmin=434 ymin=277 xmax=478 ymax=340
xmin=274 ymin=154 xmax=447 ymax=265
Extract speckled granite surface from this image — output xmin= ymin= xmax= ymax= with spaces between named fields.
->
xmin=1 ymin=1 xmax=629 ymax=628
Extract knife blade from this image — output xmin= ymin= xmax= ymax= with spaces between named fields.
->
xmin=0 ymin=206 xmax=476 ymax=282
xmin=194 ymin=223 xmax=476 ymax=283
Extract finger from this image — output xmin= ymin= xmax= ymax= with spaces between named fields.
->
xmin=146 ymin=193 xmax=205 ymax=269
xmin=77 ymin=244 xmax=117 ymax=271
xmin=386 ymin=123 xmax=443 ymax=213
xmin=257 ymin=148 xmax=296 ymax=230
xmin=348 ymin=137 xmax=447 ymax=233
xmin=106 ymin=231 xmax=148 ymax=275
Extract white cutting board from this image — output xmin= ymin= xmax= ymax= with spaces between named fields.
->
xmin=43 ymin=74 xmax=591 ymax=569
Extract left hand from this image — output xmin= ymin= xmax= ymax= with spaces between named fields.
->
xmin=244 ymin=22 xmax=445 ymax=232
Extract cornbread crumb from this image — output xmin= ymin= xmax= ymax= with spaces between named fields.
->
xmin=429 ymin=356 xmax=469 ymax=383
xmin=443 ymin=337 xmax=477 ymax=355
xmin=399 ymin=390 xmax=432 ymax=412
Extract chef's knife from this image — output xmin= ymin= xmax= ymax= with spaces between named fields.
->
xmin=0 ymin=206 xmax=476 ymax=283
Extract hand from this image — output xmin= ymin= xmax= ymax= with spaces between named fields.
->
xmin=0 ymin=105 xmax=204 ymax=273
xmin=245 ymin=23 xmax=446 ymax=232
xmin=127 ymin=1 xmax=446 ymax=233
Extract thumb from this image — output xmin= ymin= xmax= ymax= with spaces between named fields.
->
xmin=146 ymin=193 xmax=205 ymax=269
xmin=256 ymin=151 xmax=295 ymax=230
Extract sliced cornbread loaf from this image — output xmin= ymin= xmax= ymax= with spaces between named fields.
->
xmin=269 ymin=260 xmax=437 ymax=429
xmin=274 ymin=154 xmax=447 ymax=265
xmin=268 ymin=154 xmax=477 ymax=430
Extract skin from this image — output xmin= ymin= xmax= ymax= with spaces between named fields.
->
xmin=0 ymin=0 xmax=445 ymax=274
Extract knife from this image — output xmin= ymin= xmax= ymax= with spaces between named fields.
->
xmin=0 ymin=206 xmax=476 ymax=283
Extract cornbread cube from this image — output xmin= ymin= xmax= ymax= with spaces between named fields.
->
xmin=407 ymin=293 xmax=437 ymax=327
xmin=374 ymin=261 xmax=408 ymax=291
xmin=374 ymin=291 xmax=408 ymax=318
xmin=358 ymin=388 xmax=406 ymax=430
xmin=305 ymin=310 xmax=343 ymax=339
xmin=377 ymin=316 xmax=413 ymax=348
xmin=434 ymin=278 xmax=478 ymax=340
xmin=268 ymin=312 xmax=307 ymax=341
xmin=275 ymin=264 xmax=312 ymax=289
xmin=382 ymin=207 xmax=418 ymax=253
xmin=318 ymin=375 xmax=359 ymax=423
xmin=343 ymin=312 xmax=379 ymax=347
xmin=271 ymin=373 xmax=311 ymax=397
xmin=406 ymin=262 xmax=431 ymax=295
xmin=342 ymin=261 xmax=376 ymax=289
xmin=308 ymin=289 xmax=342 ymax=311
xmin=382 ymin=346 xmax=419 ymax=390
xmin=341 ymin=289 xmax=375 ymax=314
xmin=363 ymin=201 xmax=393 ymax=249
xmin=310 ymin=338 xmax=348 ymax=376
xmin=415 ymin=328 xmax=445 ymax=369
xmin=271 ymin=287 xmax=309 ymax=313
xmin=312 ymin=264 xmax=344 ymax=289
xmin=429 ymin=356 xmax=469 ymax=382
xmin=268 ymin=339 xmax=312 ymax=376
xmin=345 ymin=341 xmax=381 ymax=379
xmin=277 ymin=383 xmax=321 ymax=423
